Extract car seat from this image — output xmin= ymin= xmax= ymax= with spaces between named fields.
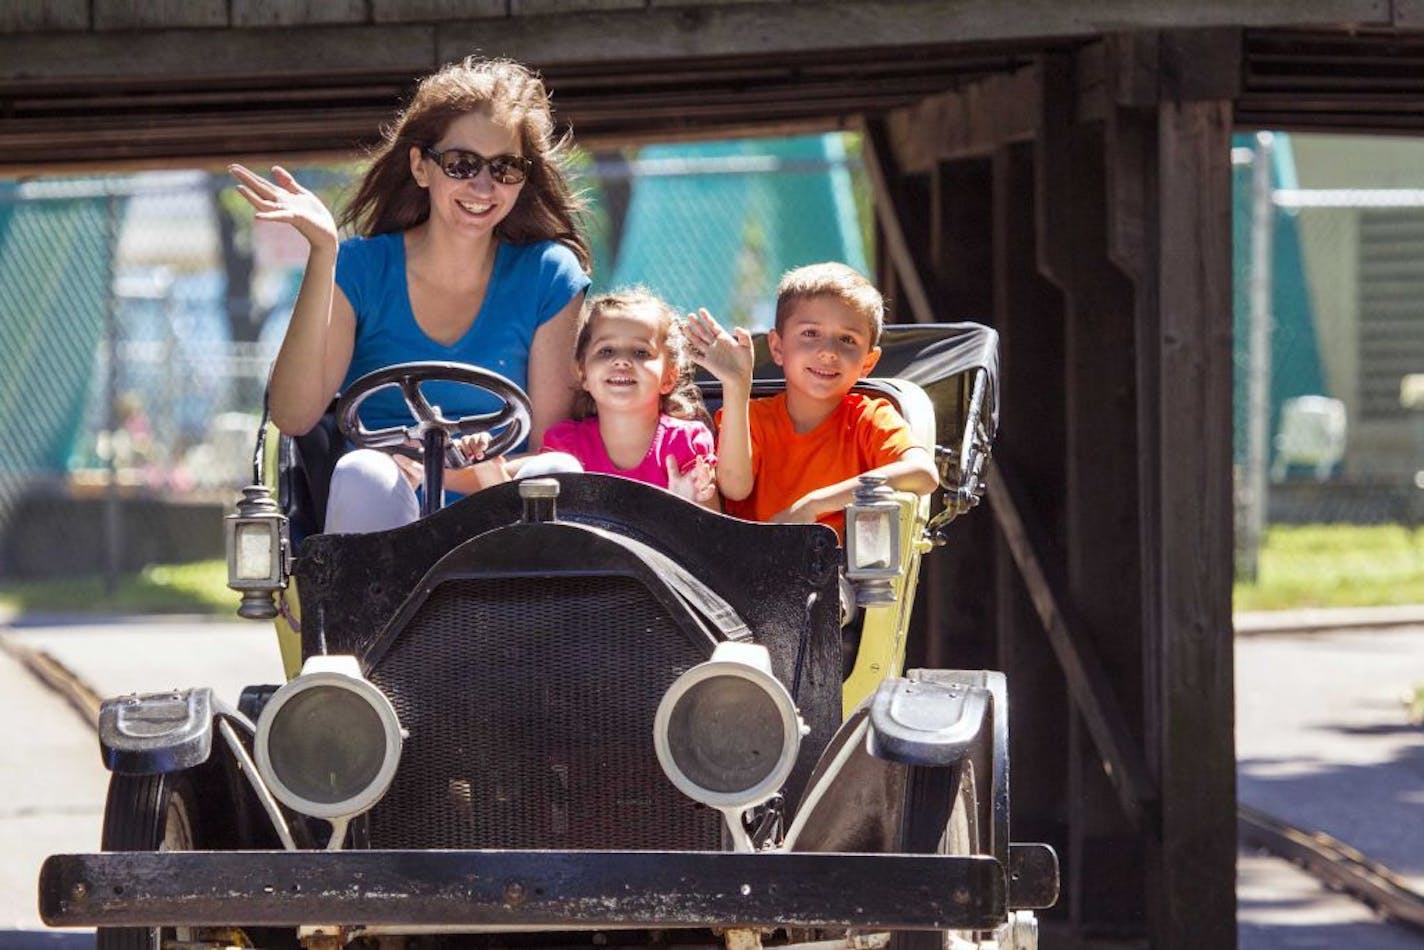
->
xmin=278 ymin=409 xmax=345 ymax=544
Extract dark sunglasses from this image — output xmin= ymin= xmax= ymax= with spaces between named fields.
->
xmin=422 ymin=147 xmax=532 ymax=185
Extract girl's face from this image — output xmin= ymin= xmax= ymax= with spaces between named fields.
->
xmin=579 ymin=309 xmax=676 ymax=416
xmin=410 ymin=110 xmax=526 ymax=239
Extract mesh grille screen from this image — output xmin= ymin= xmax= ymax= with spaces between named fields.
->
xmin=367 ymin=575 xmax=723 ymax=850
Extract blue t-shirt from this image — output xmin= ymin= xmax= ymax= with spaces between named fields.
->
xmin=335 ymin=232 xmax=590 ymax=430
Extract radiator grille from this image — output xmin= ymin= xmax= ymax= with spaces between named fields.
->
xmin=366 ymin=575 xmax=723 ymax=850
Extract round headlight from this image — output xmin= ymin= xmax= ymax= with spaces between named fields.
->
xmin=255 ymin=656 xmax=402 ymax=820
xmin=654 ymin=642 xmax=802 ymax=810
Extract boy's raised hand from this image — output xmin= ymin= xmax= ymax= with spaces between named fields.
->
xmin=687 ymin=308 xmax=755 ymax=502
xmin=685 ymin=308 xmax=754 ymax=390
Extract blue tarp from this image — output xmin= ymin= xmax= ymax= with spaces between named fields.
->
xmin=1231 ymin=133 xmax=1328 ymax=473
xmin=607 ymin=134 xmax=868 ymax=330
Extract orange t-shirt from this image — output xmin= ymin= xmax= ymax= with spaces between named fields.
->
xmin=719 ymin=392 xmax=922 ymax=541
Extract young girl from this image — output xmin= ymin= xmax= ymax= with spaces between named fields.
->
xmin=526 ymin=289 xmax=718 ymax=507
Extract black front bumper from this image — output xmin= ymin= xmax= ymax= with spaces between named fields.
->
xmin=41 ymin=849 xmax=1006 ymax=931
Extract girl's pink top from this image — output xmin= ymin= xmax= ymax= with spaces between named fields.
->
xmin=541 ymin=414 xmax=716 ymax=488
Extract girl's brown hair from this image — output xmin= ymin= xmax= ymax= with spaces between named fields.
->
xmin=571 ymin=288 xmax=708 ymax=424
xmin=340 ymin=57 xmax=591 ymax=272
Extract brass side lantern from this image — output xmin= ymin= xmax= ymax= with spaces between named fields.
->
xmin=225 ymin=484 xmax=289 ymax=620
xmin=844 ymin=474 xmax=902 ymax=607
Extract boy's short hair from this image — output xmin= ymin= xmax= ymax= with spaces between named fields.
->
xmin=774 ymin=262 xmax=885 ymax=347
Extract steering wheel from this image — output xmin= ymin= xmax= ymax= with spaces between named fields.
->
xmin=335 ymin=360 xmax=532 ymax=472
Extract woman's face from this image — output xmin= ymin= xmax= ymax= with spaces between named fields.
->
xmin=410 ymin=110 xmax=526 ymax=239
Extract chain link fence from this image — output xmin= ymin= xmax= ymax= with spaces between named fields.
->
xmin=0 ymin=174 xmax=275 ymax=588
xmin=1232 ymin=131 xmax=1424 ymax=604
xmin=0 ymin=135 xmax=871 ymax=603
xmin=9 ymin=130 xmax=1415 ymax=612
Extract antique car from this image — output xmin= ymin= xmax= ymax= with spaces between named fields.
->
xmin=39 ymin=321 xmax=1058 ymax=950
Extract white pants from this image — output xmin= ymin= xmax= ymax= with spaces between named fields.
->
xmin=324 ymin=449 xmax=583 ymax=534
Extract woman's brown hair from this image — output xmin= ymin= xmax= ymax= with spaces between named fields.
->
xmin=571 ymin=288 xmax=709 ymax=424
xmin=340 ymin=56 xmax=591 ymax=271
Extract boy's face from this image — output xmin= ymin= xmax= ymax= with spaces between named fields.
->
xmin=769 ymin=296 xmax=881 ymax=404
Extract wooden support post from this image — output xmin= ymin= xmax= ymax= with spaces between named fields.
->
xmin=1146 ymin=94 xmax=1237 ymax=949
xmin=990 ymin=140 xmax=1071 ymax=850
xmin=932 ymin=157 xmax=995 ymax=319
xmin=909 ymin=155 xmax=999 ymax=672
xmin=1035 ymin=44 xmax=1153 ymax=936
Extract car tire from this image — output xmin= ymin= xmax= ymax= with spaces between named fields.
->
xmin=889 ymin=759 xmax=982 ymax=950
xmin=96 ymin=771 xmax=199 ymax=950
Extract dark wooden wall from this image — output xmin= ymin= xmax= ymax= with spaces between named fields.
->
xmin=883 ymin=32 xmax=1237 ymax=946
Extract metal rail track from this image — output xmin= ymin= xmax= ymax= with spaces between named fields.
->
xmin=1 ymin=638 xmax=102 ymax=725
xmin=1239 ymin=803 xmax=1424 ymax=933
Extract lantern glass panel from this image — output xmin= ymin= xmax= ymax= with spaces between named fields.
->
xmin=850 ymin=509 xmax=894 ymax=571
xmin=235 ymin=522 xmax=275 ymax=580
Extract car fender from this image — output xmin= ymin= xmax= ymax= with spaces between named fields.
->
xmin=99 ymin=687 xmax=295 ymax=849
xmin=786 ymin=672 xmax=1009 ymax=865
xmin=99 ymin=687 xmax=224 ymax=775
xmin=867 ymin=674 xmax=992 ymax=766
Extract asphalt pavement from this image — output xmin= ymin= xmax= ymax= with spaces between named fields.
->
xmin=1235 ymin=620 xmax=1424 ymax=948
xmin=1 ymin=610 xmax=1421 ymax=948
xmin=0 ymin=616 xmax=284 ymax=943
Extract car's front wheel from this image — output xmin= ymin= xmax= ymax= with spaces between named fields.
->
xmin=96 ymin=772 xmax=199 ymax=950
xmin=890 ymin=760 xmax=983 ymax=950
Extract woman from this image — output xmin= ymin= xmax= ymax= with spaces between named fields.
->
xmin=230 ymin=56 xmax=590 ymax=532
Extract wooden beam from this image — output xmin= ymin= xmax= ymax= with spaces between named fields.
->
xmin=1159 ymin=28 xmax=1243 ymax=100
xmin=1032 ymin=54 xmax=1074 ymax=289
xmin=885 ymin=66 xmax=1040 ymax=171
xmin=0 ymin=37 xmax=1026 ymax=169
xmin=985 ymin=458 xmax=1159 ymax=831
xmin=0 ymin=25 xmax=437 ymax=82
xmin=0 ymin=2 xmax=1396 ymax=85
xmin=434 ymin=1 xmax=1391 ymax=67
xmin=862 ymin=119 xmax=935 ymax=324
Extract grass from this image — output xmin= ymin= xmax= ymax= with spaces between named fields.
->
xmin=1234 ymin=524 xmax=1424 ymax=612
xmin=0 ymin=559 xmax=238 ymax=618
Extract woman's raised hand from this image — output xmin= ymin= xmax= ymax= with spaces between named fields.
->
xmin=229 ymin=164 xmax=338 ymax=252
xmin=685 ymin=308 xmax=754 ymax=390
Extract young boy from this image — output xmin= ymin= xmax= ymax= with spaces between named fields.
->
xmin=686 ymin=262 xmax=938 ymax=541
